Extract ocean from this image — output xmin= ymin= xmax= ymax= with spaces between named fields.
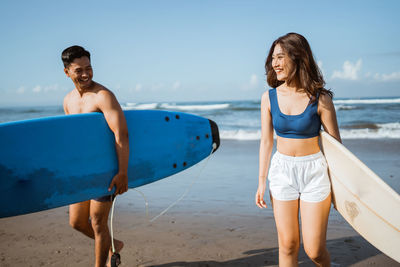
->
xmin=1 ymin=97 xmax=399 ymax=140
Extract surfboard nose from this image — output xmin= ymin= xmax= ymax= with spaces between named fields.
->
xmin=208 ymin=119 xmax=220 ymax=153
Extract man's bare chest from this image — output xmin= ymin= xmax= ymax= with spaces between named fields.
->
xmin=67 ymin=97 xmax=99 ymax=115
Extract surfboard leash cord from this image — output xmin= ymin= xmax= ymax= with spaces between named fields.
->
xmin=149 ymin=142 xmax=217 ymax=223
xmin=109 ymin=142 xmax=217 ymax=262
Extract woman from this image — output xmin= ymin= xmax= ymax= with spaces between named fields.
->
xmin=256 ymin=32 xmax=341 ymax=267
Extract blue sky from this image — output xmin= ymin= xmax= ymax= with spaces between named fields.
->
xmin=1 ymin=0 xmax=399 ymax=106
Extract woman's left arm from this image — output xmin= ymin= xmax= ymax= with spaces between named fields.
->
xmin=319 ymin=93 xmax=342 ymax=143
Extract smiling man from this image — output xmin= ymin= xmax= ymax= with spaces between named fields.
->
xmin=62 ymin=45 xmax=129 ymax=267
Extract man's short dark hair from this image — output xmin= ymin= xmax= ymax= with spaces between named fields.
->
xmin=61 ymin=45 xmax=91 ymax=68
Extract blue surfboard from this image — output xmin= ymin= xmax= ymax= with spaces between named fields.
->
xmin=0 ymin=110 xmax=220 ymax=218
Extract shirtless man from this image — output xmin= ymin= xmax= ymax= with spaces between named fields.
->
xmin=62 ymin=45 xmax=129 ymax=267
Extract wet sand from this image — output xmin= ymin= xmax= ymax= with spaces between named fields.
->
xmin=0 ymin=139 xmax=399 ymax=266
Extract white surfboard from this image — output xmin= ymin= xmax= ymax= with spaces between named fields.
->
xmin=320 ymin=131 xmax=400 ymax=263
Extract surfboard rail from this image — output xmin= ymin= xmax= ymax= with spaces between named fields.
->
xmin=320 ymin=131 xmax=400 ymax=263
xmin=0 ymin=110 xmax=220 ymax=218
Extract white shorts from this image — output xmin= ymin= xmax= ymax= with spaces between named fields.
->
xmin=268 ymin=151 xmax=331 ymax=202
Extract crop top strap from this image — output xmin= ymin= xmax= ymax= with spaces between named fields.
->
xmin=309 ymin=90 xmax=320 ymax=107
xmin=268 ymin=88 xmax=278 ymax=111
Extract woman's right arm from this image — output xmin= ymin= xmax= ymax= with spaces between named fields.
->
xmin=256 ymin=91 xmax=274 ymax=209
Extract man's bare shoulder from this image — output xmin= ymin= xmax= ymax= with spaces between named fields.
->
xmin=90 ymin=82 xmax=111 ymax=96
xmin=63 ymin=89 xmax=75 ymax=101
xmin=92 ymin=83 xmax=119 ymax=108
xmin=93 ymin=84 xmax=115 ymax=100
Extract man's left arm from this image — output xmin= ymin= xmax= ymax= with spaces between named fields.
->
xmin=97 ymin=89 xmax=129 ymax=195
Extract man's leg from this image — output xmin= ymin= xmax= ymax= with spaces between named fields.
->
xmin=70 ymin=198 xmax=124 ymax=266
xmin=90 ymin=200 xmax=112 ymax=267
xmin=69 ymin=200 xmax=94 ymax=238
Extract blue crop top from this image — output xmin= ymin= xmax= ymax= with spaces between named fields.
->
xmin=269 ymin=88 xmax=321 ymax=139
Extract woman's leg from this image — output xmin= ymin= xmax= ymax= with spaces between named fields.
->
xmin=300 ymin=194 xmax=331 ymax=267
xmin=272 ymin=198 xmax=301 ymax=267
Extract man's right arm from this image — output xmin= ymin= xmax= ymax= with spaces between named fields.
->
xmin=96 ymin=89 xmax=129 ymax=195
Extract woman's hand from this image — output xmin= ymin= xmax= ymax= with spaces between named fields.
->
xmin=255 ymin=183 xmax=268 ymax=209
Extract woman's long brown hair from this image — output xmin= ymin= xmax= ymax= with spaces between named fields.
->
xmin=265 ymin=33 xmax=333 ymax=100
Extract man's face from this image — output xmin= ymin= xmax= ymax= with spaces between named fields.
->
xmin=64 ymin=56 xmax=93 ymax=90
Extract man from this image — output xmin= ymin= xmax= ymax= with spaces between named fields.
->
xmin=62 ymin=45 xmax=129 ymax=267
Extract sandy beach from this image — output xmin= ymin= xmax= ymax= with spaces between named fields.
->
xmin=1 ymin=139 xmax=399 ymax=267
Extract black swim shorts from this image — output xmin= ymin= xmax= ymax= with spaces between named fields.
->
xmin=93 ymin=194 xmax=115 ymax=202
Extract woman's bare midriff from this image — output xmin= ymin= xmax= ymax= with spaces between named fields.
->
xmin=276 ymin=135 xmax=320 ymax=157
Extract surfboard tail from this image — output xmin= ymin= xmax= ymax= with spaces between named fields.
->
xmin=209 ymin=119 xmax=220 ymax=152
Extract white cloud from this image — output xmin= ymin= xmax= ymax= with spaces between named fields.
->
xmin=30 ymin=84 xmax=61 ymax=93
xmin=43 ymin=84 xmax=59 ymax=92
xmin=317 ymin=60 xmax=326 ymax=77
xmin=17 ymin=86 xmax=25 ymax=94
xmin=134 ymin=83 xmax=142 ymax=92
xmin=242 ymin=74 xmax=260 ymax=91
xmin=172 ymin=81 xmax=181 ymax=90
xmin=331 ymin=59 xmax=362 ymax=80
xmin=373 ymin=71 xmax=400 ymax=81
xmin=250 ymin=74 xmax=258 ymax=86
xmin=151 ymin=83 xmax=165 ymax=91
xmin=32 ymin=85 xmax=42 ymax=93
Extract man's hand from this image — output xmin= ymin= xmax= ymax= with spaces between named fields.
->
xmin=108 ymin=172 xmax=128 ymax=195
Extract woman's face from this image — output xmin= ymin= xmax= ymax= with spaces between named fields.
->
xmin=272 ymin=44 xmax=293 ymax=82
